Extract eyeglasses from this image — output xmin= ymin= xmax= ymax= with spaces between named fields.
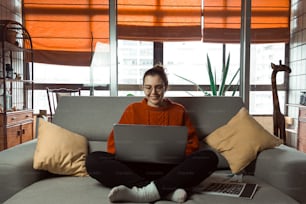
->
xmin=143 ymin=85 xmax=165 ymax=93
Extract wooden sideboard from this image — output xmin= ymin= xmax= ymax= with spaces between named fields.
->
xmin=0 ymin=110 xmax=33 ymax=150
xmin=0 ymin=21 xmax=34 ymax=151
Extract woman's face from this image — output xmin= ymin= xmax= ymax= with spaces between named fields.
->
xmin=143 ymin=74 xmax=166 ymax=107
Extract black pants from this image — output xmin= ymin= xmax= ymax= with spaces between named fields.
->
xmin=85 ymin=150 xmax=218 ymax=198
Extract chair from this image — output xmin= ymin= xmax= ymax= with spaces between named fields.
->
xmin=46 ymin=87 xmax=81 ymax=121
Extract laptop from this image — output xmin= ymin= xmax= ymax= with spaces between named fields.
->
xmin=113 ymin=124 xmax=188 ymax=164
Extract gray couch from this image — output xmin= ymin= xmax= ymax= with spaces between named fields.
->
xmin=1 ymin=96 xmax=306 ymax=204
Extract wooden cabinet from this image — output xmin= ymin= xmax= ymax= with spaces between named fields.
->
xmin=298 ymin=108 xmax=306 ymax=153
xmin=0 ymin=110 xmax=33 ymax=150
xmin=0 ymin=20 xmax=34 ymax=150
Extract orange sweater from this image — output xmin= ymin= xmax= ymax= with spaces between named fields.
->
xmin=107 ymin=98 xmax=199 ymax=155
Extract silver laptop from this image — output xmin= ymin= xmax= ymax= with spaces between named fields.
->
xmin=113 ymin=124 xmax=188 ymax=164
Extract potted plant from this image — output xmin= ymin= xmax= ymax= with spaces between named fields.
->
xmin=174 ymin=53 xmax=240 ymax=96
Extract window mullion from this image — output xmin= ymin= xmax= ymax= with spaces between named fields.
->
xmin=154 ymin=42 xmax=163 ymax=65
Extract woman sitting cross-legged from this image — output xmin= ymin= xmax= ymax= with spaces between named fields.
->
xmin=85 ymin=65 xmax=218 ymax=203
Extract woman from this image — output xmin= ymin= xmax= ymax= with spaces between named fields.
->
xmin=85 ymin=65 xmax=218 ymax=203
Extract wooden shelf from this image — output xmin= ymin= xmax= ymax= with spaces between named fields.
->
xmin=0 ymin=20 xmax=34 ymax=150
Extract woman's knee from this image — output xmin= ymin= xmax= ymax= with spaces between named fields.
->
xmin=85 ymin=151 xmax=114 ymax=171
xmin=206 ymin=150 xmax=219 ymax=169
xmin=191 ymin=150 xmax=219 ymax=169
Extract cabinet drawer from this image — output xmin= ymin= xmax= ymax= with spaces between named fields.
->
xmin=6 ymin=111 xmax=33 ymax=125
xmin=6 ymin=125 xmax=21 ymax=149
xmin=21 ymin=122 xmax=33 ymax=143
xmin=6 ymin=121 xmax=33 ymax=149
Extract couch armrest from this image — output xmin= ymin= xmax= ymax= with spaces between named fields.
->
xmin=255 ymin=145 xmax=306 ymax=204
xmin=0 ymin=140 xmax=50 ymax=203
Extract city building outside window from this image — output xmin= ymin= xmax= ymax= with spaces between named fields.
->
xmin=33 ymin=41 xmax=286 ymax=115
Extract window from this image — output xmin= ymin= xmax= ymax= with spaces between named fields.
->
xmin=27 ymin=1 xmax=290 ymax=116
xmin=249 ymin=43 xmax=286 ymax=114
xmin=164 ymin=42 xmax=223 ymax=96
xmin=117 ymin=40 xmax=153 ymax=96
xmin=33 ymin=41 xmax=286 ymax=115
xmin=34 ymin=64 xmax=89 ymax=84
xmin=225 ymin=43 xmax=286 ymax=114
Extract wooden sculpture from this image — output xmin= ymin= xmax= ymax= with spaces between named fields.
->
xmin=271 ymin=61 xmax=291 ymax=143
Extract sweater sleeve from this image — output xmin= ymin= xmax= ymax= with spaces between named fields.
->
xmin=107 ymin=105 xmax=134 ymax=154
xmin=184 ymin=111 xmax=199 ymax=155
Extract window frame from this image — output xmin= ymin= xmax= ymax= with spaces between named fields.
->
xmin=30 ymin=0 xmax=290 ymax=116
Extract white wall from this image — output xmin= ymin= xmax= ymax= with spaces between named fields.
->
xmin=288 ymin=0 xmax=306 ymax=147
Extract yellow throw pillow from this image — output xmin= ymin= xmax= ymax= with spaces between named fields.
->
xmin=204 ymin=107 xmax=282 ymax=174
xmin=33 ymin=118 xmax=88 ymax=176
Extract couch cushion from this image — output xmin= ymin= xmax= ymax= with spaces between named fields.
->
xmin=0 ymin=140 xmax=49 ymax=204
xmin=33 ymin=119 xmax=88 ymax=176
xmin=53 ymin=96 xmax=244 ymax=141
xmin=88 ymin=141 xmax=107 ymax=152
xmin=184 ymin=171 xmax=299 ymax=204
xmin=4 ymin=172 xmax=298 ymax=204
xmin=204 ymin=107 xmax=282 ymax=174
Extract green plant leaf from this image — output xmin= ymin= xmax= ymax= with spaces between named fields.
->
xmin=207 ymin=54 xmax=217 ymax=96
xmin=224 ymin=67 xmax=240 ymax=93
xmin=219 ymin=53 xmax=230 ymax=96
xmin=173 ymin=74 xmax=206 ymax=94
xmin=232 ymin=81 xmax=240 ymax=96
xmin=173 ymin=52 xmax=239 ymax=97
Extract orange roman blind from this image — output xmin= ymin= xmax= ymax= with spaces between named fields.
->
xmin=23 ymin=0 xmax=290 ymax=65
xmin=117 ymin=0 xmax=202 ymax=41
xmin=203 ymin=0 xmax=290 ymax=43
xmin=23 ymin=0 xmax=109 ymax=66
